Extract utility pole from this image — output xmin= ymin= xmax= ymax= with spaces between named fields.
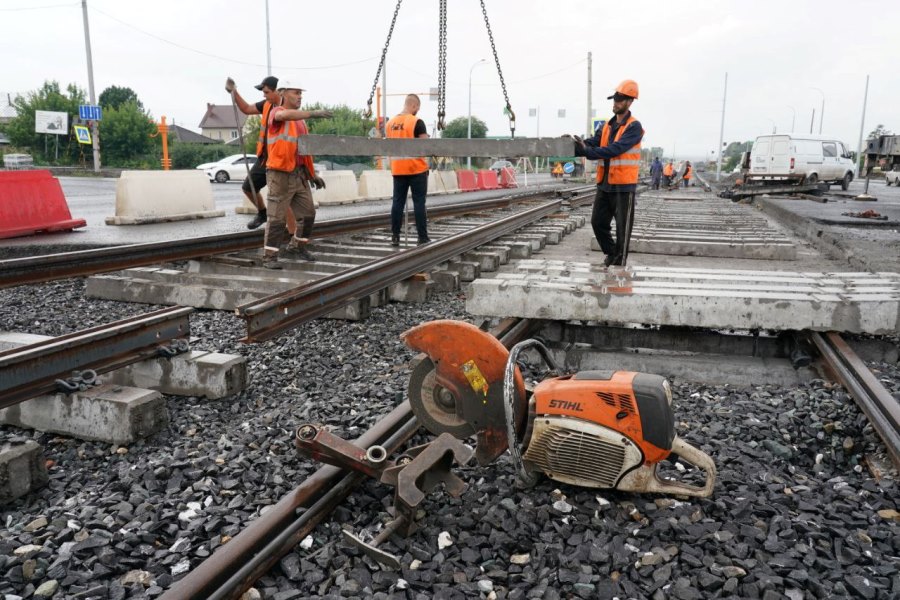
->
xmin=265 ymin=0 xmax=272 ymax=75
xmin=586 ymin=52 xmax=592 ymax=137
xmin=81 ymin=0 xmax=100 ymax=172
xmin=809 ymin=108 xmax=815 ymax=135
xmin=856 ymin=74 xmax=870 ymax=168
xmin=715 ymin=72 xmax=727 ymax=182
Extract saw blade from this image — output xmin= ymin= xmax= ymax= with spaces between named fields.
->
xmin=408 ymin=357 xmax=476 ymax=439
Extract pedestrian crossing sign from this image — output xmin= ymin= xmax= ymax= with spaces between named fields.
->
xmin=74 ymin=125 xmax=92 ymax=145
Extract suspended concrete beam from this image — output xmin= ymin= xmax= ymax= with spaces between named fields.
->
xmin=295 ymin=135 xmax=577 ymax=158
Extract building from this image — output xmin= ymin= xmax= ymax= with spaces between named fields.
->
xmin=168 ymin=123 xmax=218 ymax=145
xmin=198 ymin=103 xmax=247 ymax=143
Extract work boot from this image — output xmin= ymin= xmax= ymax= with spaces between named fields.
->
xmin=391 ymin=234 xmax=400 ymax=247
xmin=417 ymin=237 xmax=432 ymax=245
xmin=262 ymin=256 xmax=282 ymax=270
xmin=603 ymin=254 xmax=618 ymax=267
xmin=247 ymin=210 xmax=267 ymax=230
xmin=284 ymin=243 xmax=316 ymax=262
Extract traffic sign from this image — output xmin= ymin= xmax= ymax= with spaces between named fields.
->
xmin=563 ymin=162 xmax=575 ymax=174
xmin=73 ymin=125 xmax=92 ymax=145
xmin=592 ymin=118 xmax=605 ymax=135
xmin=79 ymin=105 xmax=102 ymax=121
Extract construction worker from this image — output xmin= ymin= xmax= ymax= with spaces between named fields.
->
xmin=225 ymin=76 xmax=281 ymax=230
xmin=387 ymin=94 xmax=430 ymax=246
xmin=683 ymin=161 xmax=693 ymax=188
xmin=650 ymin=156 xmax=662 ymax=190
xmin=572 ymin=79 xmax=644 ymax=267
xmin=663 ymin=160 xmax=674 ymax=188
xmin=261 ymin=79 xmax=332 ymax=268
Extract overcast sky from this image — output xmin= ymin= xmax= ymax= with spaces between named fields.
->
xmin=2 ymin=0 xmax=895 ymax=159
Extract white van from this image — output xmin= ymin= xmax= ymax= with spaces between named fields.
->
xmin=748 ymin=134 xmax=857 ymax=190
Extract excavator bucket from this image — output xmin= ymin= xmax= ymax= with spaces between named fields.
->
xmin=402 ymin=320 xmax=527 ymax=465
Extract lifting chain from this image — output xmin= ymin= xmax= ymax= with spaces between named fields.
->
xmin=436 ymin=0 xmax=448 ymax=130
xmin=480 ymin=0 xmax=515 ymax=138
xmin=364 ymin=0 xmax=404 ymax=122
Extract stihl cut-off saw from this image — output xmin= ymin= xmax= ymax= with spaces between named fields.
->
xmin=403 ymin=320 xmax=716 ymax=496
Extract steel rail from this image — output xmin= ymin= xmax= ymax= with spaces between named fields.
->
xmin=163 ymin=319 xmax=533 ymax=600
xmin=0 ymin=306 xmax=192 ymax=409
xmin=237 ymin=199 xmax=564 ymax=342
xmin=810 ymin=331 xmax=900 ymax=470
xmin=0 ymin=191 xmax=559 ymax=289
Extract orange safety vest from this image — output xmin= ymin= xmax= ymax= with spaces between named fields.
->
xmin=386 ymin=113 xmax=428 ymax=176
xmin=683 ymin=165 xmax=692 ymax=179
xmin=255 ymin=101 xmax=274 ymax=157
xmin=265 ymin=107 xmax=315 ymax=176
xmin=663 ymin=164 xmax=674 ymax=177
xmin=595 ymin=115 xmax=643 ymax=185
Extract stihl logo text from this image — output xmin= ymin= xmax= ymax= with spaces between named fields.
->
xmin=548 ymin=399 xmax=583 ymax=412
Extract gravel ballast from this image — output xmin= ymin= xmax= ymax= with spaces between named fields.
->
xmin=1 ymin=278 xmax=898 ymax=600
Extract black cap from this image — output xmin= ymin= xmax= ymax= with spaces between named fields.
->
xmin=254 ymin=76 xmax=279 ymax=91
xmin=607 ymin=92 xmax=634 ymax=101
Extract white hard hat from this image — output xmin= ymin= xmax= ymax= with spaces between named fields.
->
xmin=278 ymin=79 xmax=305 ymax=91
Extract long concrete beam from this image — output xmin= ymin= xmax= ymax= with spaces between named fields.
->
xmin=296 ymin=135 xmax=577 ymax=158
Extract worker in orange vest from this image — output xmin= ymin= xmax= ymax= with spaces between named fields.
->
xmin=682 ymin=161 xmax=693 ymax=188
xmin=663 ymin=160 xmax=674 ymax=188
xmin=387 ymin=94 xmax=430 ymax=246
xmin=261 ymin=79 xmax=332 ymax=268
xmin=572 ymin=79 xmax=644 ymax=267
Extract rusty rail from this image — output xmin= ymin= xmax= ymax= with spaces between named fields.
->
xmin=237 ymin=200 xmax=564 ymax=342
xmin=810 ymin=331 xmax=900 ymax=470
xmin=0 ymin=306 xmax=192 ymax=408
xmin=163 ymin=318 xmax=535 ymax=600
xmin=0 ymin=192 xmax=560 ymax=289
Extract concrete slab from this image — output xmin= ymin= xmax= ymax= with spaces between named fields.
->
xmin=388 ymin=277 xmax=434 ymax=303
xmin=431 ymin=270 xmax=460 ymax=292
xmin=0 ymin=384 xmax=168 ymax=444
xmin=0 ymin=441 xmax=48 ymax=504
xmin=102 ymin=351 xmax=246 ymax=400
xmin=593 ymin=236 xmax=798 ymax=260
xmin=466 ymin=261 xmax=900 ymax=334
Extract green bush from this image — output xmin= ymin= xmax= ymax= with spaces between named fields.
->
xmin=169 ymin=143 xmax=236 ymax=170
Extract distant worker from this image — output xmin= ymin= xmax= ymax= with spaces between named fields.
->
xmin=683 ymin=161 xmax=693 ymax=188
xmin=387 ymin=94 xmax=430 ymax=246
xmin=663 ymin=160 xmax=674 ymax=188
xmin=261 ymin=80 xmax=332 ymax=268
xmin=650 ymin=156 xmax=663 ymax=190
xmin=226 ymin=75 xmax=281 ymax=230
xmin=572 ymin=79 xmax=644 ymax=267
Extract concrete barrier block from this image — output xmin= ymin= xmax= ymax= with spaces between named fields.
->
xmin=435 ymin=170 xmax=460 ymax=194
xmin=358 ymin=170 xmax=394 ymax=200
xmin=101 ymin=351 xmax=247 ymax=400
xmin=0 ymin=441 xmax=48 ymax=504
xmin=106 ymin=170 xmax=225 ymax=225
xmin=312 ymin=170 xmax=360 ymax=205
xmin=236 ymin=186 xmax=268 ymax=214
xmin=0 ymin=384 xmax=168 ymax=444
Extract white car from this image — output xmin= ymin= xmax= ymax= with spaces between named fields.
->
xmin=885 ymin=169 xmax=900 ymax=186
xmin=200 ymin=154 xmax=257 ymax=183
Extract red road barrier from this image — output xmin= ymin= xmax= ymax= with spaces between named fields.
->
xmin=0 ymin=170 xmax=86 ymax=239
xmin=456 ymin=170 xmax=477 ymax=192
xmin=499 ymin=167 xmax=518 ymax=188
xmin=476 ymin=169 xmax=500 ymax=190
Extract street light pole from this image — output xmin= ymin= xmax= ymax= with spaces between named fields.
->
xmin=715 ymin=72 xmax=727 ymax=182
xmin=467 ymin=59 xmax=486 ymax=170
xmin=81 ymin=0 xmax=100 ymax=173
xmin=810 ymin=87 xmax=825 ymax=134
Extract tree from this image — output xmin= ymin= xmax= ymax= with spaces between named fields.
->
xmin=99 ymin=86 xmax=143 ymax=111
xmin=5 ymin=81 xmax=87 ymax=164
xmin=867 ymin=124 xmax=892 ymax=139
xmin=99 ymin=101 xmax=156 ymax=167
xmin=441 ymin=116 xmax=487 ymax=139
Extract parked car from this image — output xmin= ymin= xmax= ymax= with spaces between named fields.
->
xmin=886 ymin=169 xmax=900 ymax=186
xmin=748 ymin=134 xmax=857 ymax=190
xmin=199 ymin=154 xmax=257 ymax=183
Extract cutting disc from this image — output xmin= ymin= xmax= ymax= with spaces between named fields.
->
xmin=408 ymin=357 xmax=476 ymax=439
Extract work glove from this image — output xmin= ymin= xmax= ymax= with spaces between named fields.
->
xmin=312 ymin=176 xmax=326 ymax=190
xmin=225 ymin=77 xmax=236 ymax=94
xmin=572 ymin=135 xmax=586 ymax=156
xmin=312 ymin=110 xmax=333 ymax=119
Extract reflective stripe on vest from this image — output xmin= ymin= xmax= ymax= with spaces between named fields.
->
xmin=255 ymin=101 xmax=274 ymax=157
xmin=386 ymin=113 xmax=428 ymax=176
xmin=595 ymin=115 xmax=643 ymax=185
xmin=265 ymin=108 xmax=315 ymax=176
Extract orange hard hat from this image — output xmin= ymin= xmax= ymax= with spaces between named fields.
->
xmin=608 ymin=79 xmax=639 ymax=100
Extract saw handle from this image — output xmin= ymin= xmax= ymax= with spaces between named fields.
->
xmin=646 ymin=436 xmax=716 ymax=498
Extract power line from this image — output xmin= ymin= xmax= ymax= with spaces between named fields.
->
xmin=89 ymin=5 xmax=378 ymax=71
xmin=0 ymin=2 xmax=78 ymax=10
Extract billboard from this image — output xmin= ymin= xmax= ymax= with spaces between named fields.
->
xmin=35 ymin=110 xmax=68 ymax=135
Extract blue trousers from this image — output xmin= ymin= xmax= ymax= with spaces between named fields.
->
xmin=391 ymin=171 xmax=429 ymax=240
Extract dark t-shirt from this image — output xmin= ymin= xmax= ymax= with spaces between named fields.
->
xmin=413 ymin=119 xmax=427 ymax=137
